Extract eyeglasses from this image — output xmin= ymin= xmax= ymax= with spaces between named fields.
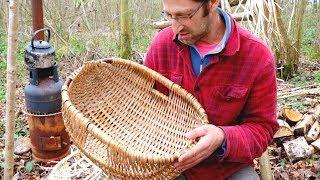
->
xmin=162 ymin=0 xmax=206 ymax=23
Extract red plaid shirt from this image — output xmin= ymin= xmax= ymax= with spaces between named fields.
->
xmin=144 ymin=17 xmax=279 ymax=180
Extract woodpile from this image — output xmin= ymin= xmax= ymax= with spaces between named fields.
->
xmin=276 ymin=102 xmax=320 ymax=163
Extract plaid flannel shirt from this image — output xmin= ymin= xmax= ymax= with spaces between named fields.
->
xmin=144 ymin=15 xmax=279 ymax=180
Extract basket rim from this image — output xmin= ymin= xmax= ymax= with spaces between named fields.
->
xmin=62 ymin=57 xmax=208 ymax=164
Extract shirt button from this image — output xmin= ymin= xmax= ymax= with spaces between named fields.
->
xmin=226 ymin=96 xmax=232 ymax=102
xmin=194 ymin=86 xmax=200 ymax=92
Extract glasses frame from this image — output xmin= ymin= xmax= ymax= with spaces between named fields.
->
xmin=162 ymin=0 xmax=207 ymax=23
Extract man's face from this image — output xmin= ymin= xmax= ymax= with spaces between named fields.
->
xmin=162 ymin=0 xmax=212 ymax=45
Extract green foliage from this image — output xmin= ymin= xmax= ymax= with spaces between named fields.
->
xmin=0 ymin=32 xmax=7 ymax=103
xmin=0 ymin=30 xmax=28 ymax=104
xmin=0 ymin=118 xmax=29 ymax=139
xmin=281 ymin=97 xmax=306 ymax=111
xmin=0 ymin=161 xmax=4 ymax=169
xmin=302 ymin=28 xmax=316 ymax=46
xmin=25 ymin=160 xmax=35 ymax=172
xmin=0 ymin=32 xmax=7 ymax=58
xmin=290 ymin=73 xmax=308 ymax=86
xmin=0 ymin=148 xmax=3 ymax=172
xmin=14 ymin=118 xmax=29 ymax=139
xmin=133 ymin=35 xmax=151 ymax=53
xmin=69 ymin=36 xmax=86 ymax=56
xmin=56 ymin=34 xmax=122 ymax=59
xmin=301 ymin=9 xmax=320 ymax=61
xmin=0 ymin=87 xmax=5 ymax=103
xmin=302 ymin=45 xmax=320 ymax=61
xmin=56 ymin=45 xmax=69 ymax=59
xmin=291 ymin=101 xmax=305 ymax=111
xmin=99 ymin=37 xmax=119 ymax=56
xmin=291 ymin=74 xmax=301 ymax=82
xmin=313 ymin=71 xmax=320 ymax=83
xmin=73 ymin=0 xmax=95 ymax=8
xmin=301 ymin=25 xmax=320 ymax=60
xmin=280 ymin=158 xmax=288 ymax=167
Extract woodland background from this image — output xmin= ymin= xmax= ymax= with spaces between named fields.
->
xmin=0 ymin=0 xmax=320 ymax=179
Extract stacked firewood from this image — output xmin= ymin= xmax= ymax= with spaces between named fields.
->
xmin=276 ymin=100 xmax=320 ymax=163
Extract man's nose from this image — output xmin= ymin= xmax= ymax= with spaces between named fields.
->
xmin=171 ymin=19 xmax=183 ymax=35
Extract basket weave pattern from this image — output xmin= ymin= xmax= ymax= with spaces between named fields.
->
xmin=61 ymin=58 xmax=208 ymax=179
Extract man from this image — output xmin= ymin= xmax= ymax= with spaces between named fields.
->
xmin=144 ymin=0 xmax=279 ymax=179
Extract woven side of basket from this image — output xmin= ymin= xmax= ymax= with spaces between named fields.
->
xmin=62 ymin=58 xmax=208 ymax=179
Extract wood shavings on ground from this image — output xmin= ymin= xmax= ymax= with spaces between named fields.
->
xmin=48 ymin=146 xmax=107 ymax=180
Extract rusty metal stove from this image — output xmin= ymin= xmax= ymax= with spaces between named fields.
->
xmin=24 ymin=28 xmax=70 ymax=162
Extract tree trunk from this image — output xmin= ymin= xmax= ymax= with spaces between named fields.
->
xmin=120 ymin=0 xmax=132 ymax=59
xmin=4 ymin=0 xmax=19 ymax=179
xmin=274 ymin=1 xmax=294 ymax=78
xmin=274 ymin=0 xmax=307 ymax=79
xmin=313 ymin=0 xmax=318 ymax=12
xmin=294 ymin=0 xmax=307 ymax=54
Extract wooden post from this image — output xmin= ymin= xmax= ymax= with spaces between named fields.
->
xmin=31 ymin=0 xmax=44 ymax=40
xmin=259 ymin=150 xmax=272 ymax=180
xmin=4 ymin=0 xmax=19 ymax=179
xmin=120 ymin=0 xmax=132 ymax=59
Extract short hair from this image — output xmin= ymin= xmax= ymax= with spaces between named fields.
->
xmin=191 ymin=0 xmax=211 ymax=16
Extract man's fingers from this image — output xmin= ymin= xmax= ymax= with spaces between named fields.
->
xmin=185 ymin=125 xmax=208 ymax=139
xmin=175 ymin=151 xmax=208 ymax=171
xmin=179 ymin=135 xmax=210 ymax=162
xmin=175 ymin=150 xmax=207 ymax=170
xmin=173 ymin=125 xmax=219 ymax=172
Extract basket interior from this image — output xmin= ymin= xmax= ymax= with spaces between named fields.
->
xmin=67 ymin=61 xmax=206 ymax=160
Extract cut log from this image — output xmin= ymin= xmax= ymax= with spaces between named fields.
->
xmin=311 ymin=138 xmax=320 ymax=150
xmin=314 ymin=105 xmax=320 ymax=121
xmin=277 ymin=105 xmax=283 ymax=119
xmin=259 ymin=150 xmax=272 ymax=180
xmin=283 ymin=107 xmax=303 ymax=123
xmin=306 ymin=121 xmax=320 ymax=142
xmin=309 ymin=144 xmax=317 ymax=154
xmin=294 ymin=114 xmax=315 ymax=135
xmin=274 ymin=119 xmax=293 ymax=138
xmin=302 ymin=97 xmax=312 ymax=105
xmin=310 ymin=99 xmax=318 ymax=108
xmin=302 ymin=97 xmax=318 ymax=107
xmin=283 ymin=137 xmax=312 ymax=163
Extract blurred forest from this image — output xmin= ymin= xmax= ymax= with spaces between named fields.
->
xmin=0 ymin=0 xmax=320 ymax=179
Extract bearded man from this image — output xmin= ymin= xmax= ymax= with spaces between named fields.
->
xmin=144 ymin=0 xmax=279 ymax=179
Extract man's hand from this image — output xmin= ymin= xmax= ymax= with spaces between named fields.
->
xmin=174 ymin=124 xmax=225 ymax=172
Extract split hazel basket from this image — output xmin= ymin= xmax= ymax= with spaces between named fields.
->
xmin=61 ymin=58 xmax=208 ymax=179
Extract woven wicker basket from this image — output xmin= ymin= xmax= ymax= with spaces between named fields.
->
xmin=61 ymin=58 xmax=208 ymax=179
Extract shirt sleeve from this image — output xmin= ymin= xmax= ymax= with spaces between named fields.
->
xmin=218 ymin=57 xmax=279 ymax=163
xmin=214 ymin=138 xmax=227 ymax=157
xmin=144 ymin=45 xmax=155 ymax=70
